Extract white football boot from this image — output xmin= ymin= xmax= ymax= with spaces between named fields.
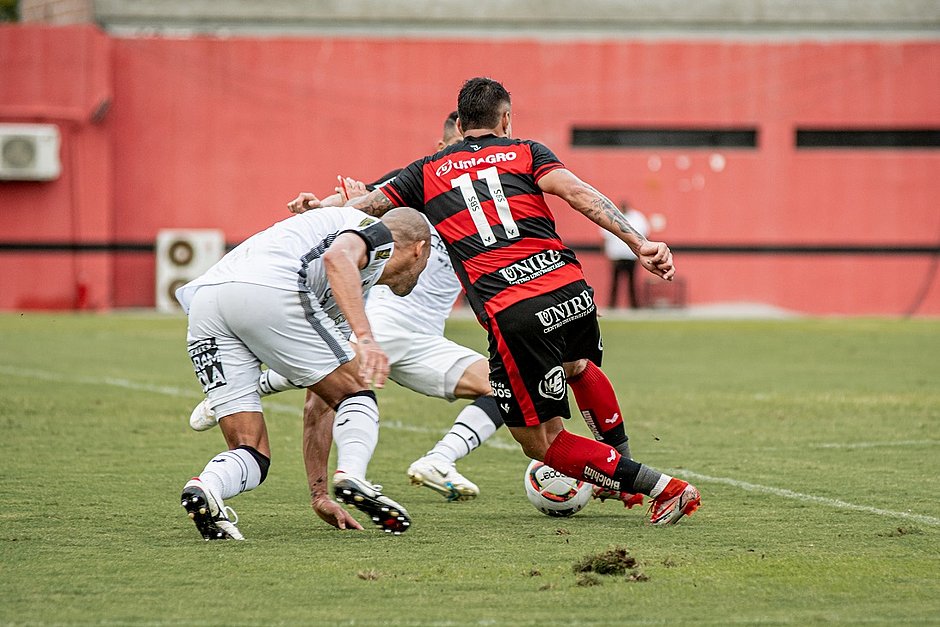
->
xmin=407 ymin=456 xmax=480 ymax=501
xmin=188 ymin=399 xmax=219 ymax=432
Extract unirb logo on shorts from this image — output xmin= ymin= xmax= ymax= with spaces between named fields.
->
xmin=535 ymin=289 xmax=594 ymax=333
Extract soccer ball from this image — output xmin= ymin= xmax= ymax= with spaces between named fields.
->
xmin=524 ymin=459 xmax=592 ymax=517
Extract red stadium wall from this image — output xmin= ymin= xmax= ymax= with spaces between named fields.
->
xmin=1 ymin=25 xmax=939 ymax=315
xmin=0 ymin=25 xmax=113 ymax=309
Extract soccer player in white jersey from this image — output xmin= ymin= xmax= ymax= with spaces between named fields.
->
xmin=264 ymin=195 xmax=502 ymax=501
xmin=177 ymin=206 xmax=430 ymax=539
xmin=190 ymin=113 xmax=505 ymax=505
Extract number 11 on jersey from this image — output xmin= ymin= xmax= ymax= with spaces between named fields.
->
xmin=450 ymin=166 xmax=520 ymax=246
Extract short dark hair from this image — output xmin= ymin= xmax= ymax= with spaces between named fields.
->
xmin=443 ymin=110 xmax=459 ymax=137
xmin=457 ymin=77 xmax=511 ymax=131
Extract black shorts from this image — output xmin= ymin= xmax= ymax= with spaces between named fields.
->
xmin=486 ymin=280 xmax=603 ymax=428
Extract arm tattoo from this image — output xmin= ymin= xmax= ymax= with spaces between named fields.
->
xmin=589 ymin=195 xmax=646 ymax=242
xmin=348 ymin=190 xmax=394 ymax=217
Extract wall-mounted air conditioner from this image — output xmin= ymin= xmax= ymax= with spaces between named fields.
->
xmin=155 ymin=229 xmax=226 ymax=313
xmin=0 ymin=124 xmax=62 ymax=181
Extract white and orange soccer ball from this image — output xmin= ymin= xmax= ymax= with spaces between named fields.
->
xmin=524 ymin=459 xmax=592 ymax=518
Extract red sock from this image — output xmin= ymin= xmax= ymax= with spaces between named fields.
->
xmin=568 ymin=361 xmax=629 ymax=451
xmin=544 ymin=429 xmax=640 ymax=494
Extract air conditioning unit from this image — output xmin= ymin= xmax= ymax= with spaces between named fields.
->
xmin=155 ymin=229 xmax=226 ymax=313
xmin=0 ymin=124 xmax=62 ymax=181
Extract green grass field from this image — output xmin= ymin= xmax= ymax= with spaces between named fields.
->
xmin=1 ymin=313 xmax=938 ymax=625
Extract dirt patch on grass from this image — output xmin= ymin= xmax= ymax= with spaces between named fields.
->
xmin=573 ymin=546 xmax=637 ymax=575
xmin=573 ymin=546 xmax=648 ymax=582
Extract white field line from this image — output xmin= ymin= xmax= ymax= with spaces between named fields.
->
xmin=810 ymin=440 xmax=940 ymax=450
xmin=673 ymin=469 xmax=940 ymax=527
xmin=4 ymin=365 xmax=936 ymax=522
xmin=0 ymin=365 xmax=520 ymax=451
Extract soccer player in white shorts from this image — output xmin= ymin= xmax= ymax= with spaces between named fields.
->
xmin=190 ymin=220 xmax=504 ymax=501
xmin=177 ymin=206 xmax=430 ymax=539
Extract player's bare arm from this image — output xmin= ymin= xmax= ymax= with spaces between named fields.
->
xmin=538 ymin=168 xmax=675 ymax=281
xmin=287 ymin=177 xmax=372 ymax=214
xmin=344 ymin=188 xmax=395 ymax=217
xmin=302 ymin=393 xmax=363 ymax=530
xmin=322 ymin=232 xmax=390 ymax=387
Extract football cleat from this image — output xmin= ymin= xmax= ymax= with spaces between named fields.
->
xmin=407 ymin=457 xmax=480 ymax=502
xmin=333 ymin=472 xmax=411 ymax=535
xmin=180 ymin=478 xmax=244 ymax=540
xmin=188 ymin=399 xmax=218 ymax=432
xmin=648 ymin=479 xmax=701 ymax=526
xmin=592 ymin=486 xmax=644 ymax=509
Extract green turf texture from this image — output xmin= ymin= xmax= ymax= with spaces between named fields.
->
xmin=1 ymin=313 xmax=938 ymax=625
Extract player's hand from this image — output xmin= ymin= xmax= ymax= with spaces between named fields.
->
xmin=356 ymin=336 xmax=390 ymax=389
xmin=287 ymin=192 xmax=321 ymax=214
xmin=312 ymin=495 xmax=363 ymax=530
xmin=334 ymin=176 xmax=368 ymax=203
xmin=638 ymin=240 xmax=676 ymax=281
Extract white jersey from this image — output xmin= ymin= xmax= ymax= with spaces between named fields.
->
xmin=176 ymin=206 xmax=394 ymax=332
xmin=365 ymin=224 xmax=460 ymax=336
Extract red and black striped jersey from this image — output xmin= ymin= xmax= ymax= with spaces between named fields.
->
xmin=380 ymin=134 xmax=585 ymax=322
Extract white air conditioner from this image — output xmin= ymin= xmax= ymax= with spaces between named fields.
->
xmin=0 ymin=124 xmax=62 ymax=181
xmin=155 ymin=229 xmax=225 ymax=313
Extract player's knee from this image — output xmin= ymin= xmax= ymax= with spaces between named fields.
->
xmin=237 ymin=445 xmax=271 ymax=484
xmin=454 ymin=359 xmax=492 ymax=398
xmin=312 ymin=364 xmax=367 ymax=407
xmin=509 ymin=428 xmax=550 ymax=460
xmin=563 ymin=359 xmax=589 ymax=378
xmin=335 ymin=389 xmax=377 ymax=411
xmin=512 ymin=436 xmax=545 ymax=460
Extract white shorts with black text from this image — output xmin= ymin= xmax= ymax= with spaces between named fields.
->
xmin=186 ymin=282 xmax=355 ymax=418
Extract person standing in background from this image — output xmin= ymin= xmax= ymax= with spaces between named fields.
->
xmin=601 ymin=202 xmax=650 ymax=309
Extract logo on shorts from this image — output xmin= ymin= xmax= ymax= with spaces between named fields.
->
xmin=498 ymin=250 xmax=564 ymax=285
xmin=375 ymin=248 xmax=391 ymax=259
xmin=537 ymin=366 xmax=566 ymax=400
xmin=188 ymin=338 xmax=227 ymax=393
xmin=535 ymin=289 xmax=595 ymax=333
xmin=491 ymin=380 xmax=513 ymax=399
xmin=359 ymin=218 xmax=377 ymax=227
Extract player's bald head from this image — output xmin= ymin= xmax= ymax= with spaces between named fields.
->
xmin=382 ymin=207 xmax=431 ymax=247
xmin=378 ymin=207 xmax=432 ymax=297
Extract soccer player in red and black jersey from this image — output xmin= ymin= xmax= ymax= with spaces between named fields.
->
xmin=344 ymin=77 xmax=700 ymax=525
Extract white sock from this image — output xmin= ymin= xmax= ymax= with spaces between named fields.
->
xmin=199 ymin=448 xmax=263 ymax=500
xmin=427 ymin=401 xmax=499 ymax=465
xmin=332 ymin=393 xmax=379 ymax=481
xmin=258 ymin=370 xmax=300 ymax=396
